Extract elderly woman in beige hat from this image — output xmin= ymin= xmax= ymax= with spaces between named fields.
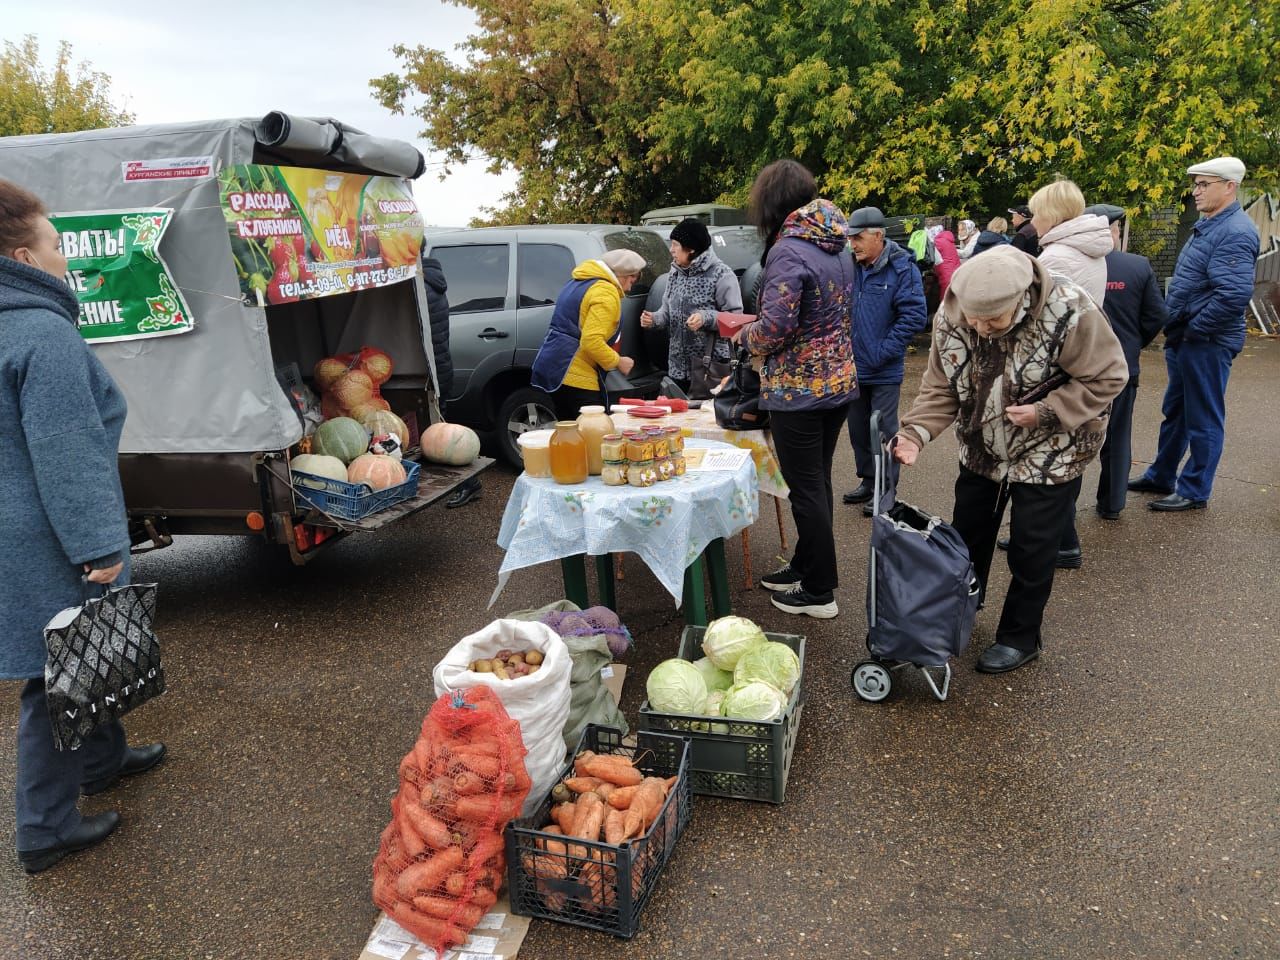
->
xmin=893 ymin=246 xmax=1127 ymax=674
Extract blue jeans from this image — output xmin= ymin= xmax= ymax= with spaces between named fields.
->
xmin=1144 ymin=341 xmax=1233 ymax=502
xmin=15 ymin=677 xmax=125 ymax=852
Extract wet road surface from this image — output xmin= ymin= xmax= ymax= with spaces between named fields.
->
xmin=2 ymin=339 xmax=1277 ymax=960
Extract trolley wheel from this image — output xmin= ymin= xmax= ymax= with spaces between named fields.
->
xmin=851 ymin=660 xmax=892 ymax=703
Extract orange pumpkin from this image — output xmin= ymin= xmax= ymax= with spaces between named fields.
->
xmin=313 ymin=357 xmax=349 ymax=392
xmin=330 ymin=370 xmax=375 ymax=411
xmin=347 ymin=453 xmax=407 ymax=491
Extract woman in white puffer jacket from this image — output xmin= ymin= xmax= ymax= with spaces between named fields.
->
xmin=1028 ymin=179 xmax=1113 ymax=307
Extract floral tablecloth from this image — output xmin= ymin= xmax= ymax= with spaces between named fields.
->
xmin=491 ymin=438 xmax=759 ymax=607
xmin=661 ymin=406 xmax=788 ymax=500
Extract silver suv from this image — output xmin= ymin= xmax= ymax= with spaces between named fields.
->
xmin=425 ymin=225 xmax=673 ymax=466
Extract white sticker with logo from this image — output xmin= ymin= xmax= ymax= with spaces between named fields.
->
xmin=122 ymin=156 xmax=216 ymax=183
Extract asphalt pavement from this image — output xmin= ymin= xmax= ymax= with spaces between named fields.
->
xmin=1 ymin=338 xmax=1276 ymax=960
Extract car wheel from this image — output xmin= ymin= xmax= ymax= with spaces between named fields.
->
xmin=495 ymin=387 xmax=558 ymax=467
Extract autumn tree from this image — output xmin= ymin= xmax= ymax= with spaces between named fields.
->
xmin=0 ymin=36 xmax=134 ymax=138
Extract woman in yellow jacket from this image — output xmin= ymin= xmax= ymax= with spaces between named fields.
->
xmin=532 ymin=249 xmax=645 ymax=418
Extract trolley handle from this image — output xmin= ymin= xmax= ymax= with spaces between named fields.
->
xmin=869 ymin=409 xmax=894 ymax=517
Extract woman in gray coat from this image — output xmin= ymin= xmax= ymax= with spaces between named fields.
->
xmin=0 ymin=180 xmax=165 ymax=873
xmin=640 ymin=218 xmax=742 ymax=397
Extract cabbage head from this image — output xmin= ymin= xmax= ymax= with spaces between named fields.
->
xmin=701 ymin=616 xmax=766 ymax=671
xmin=646 ymin=659 xmax=708 ymax=715
xmin=721 ymin=680 xmax=788 ymax=721
xmin=733 ymin=641 xmax=801 ymax=696
xmin=703 ymin=690 xmax=727 ymax=716
xmin=692 ymin=657 xmax=734 ymax=694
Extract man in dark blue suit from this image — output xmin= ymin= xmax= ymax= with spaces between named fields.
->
xmin=1083 ymin=204 xmax=1168 ymax=518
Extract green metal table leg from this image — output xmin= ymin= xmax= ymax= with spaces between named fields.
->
xmin=705 ymin=538 xmax=731 ymax=618
xmin=594 ymin=553 xmax=617 ymax=612
xmin=561 ymin=555 xmax=590 ymax=609
xmin=683 ymin=556 xmax=708 ymax=627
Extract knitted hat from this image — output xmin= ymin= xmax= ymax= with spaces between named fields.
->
xmin=948 ymin=245 xmax=1033 ymax=317
xmin=601 ymin=249 xmax=647 ymax=277
xmin=1186 ymin=156 xmax=1246 ymax=184
xmin=669 ymin=218 xmax=712 ymax=256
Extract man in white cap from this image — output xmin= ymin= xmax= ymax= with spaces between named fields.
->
xmin=1128 ymin=156 xmax=1260 ymax=511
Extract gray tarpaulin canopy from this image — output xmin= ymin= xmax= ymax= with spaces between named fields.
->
xmin=0 ymin=113 xmax=430 ymax=455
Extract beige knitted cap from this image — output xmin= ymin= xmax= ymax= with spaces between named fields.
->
xmin=949 ymin=246 xmax=1034 ymax=317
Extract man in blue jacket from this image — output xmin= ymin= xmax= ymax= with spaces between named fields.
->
xmin=842 ymin=207 xmax=928 ymax=515
xmin=1128 ymin=157 xmax=1260 ymax=511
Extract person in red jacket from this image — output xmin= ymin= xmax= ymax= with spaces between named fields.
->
xmin=932 ymin=227 xmax=961 ymax=298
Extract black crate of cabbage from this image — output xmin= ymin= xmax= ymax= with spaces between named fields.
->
xmin=505 ymin=726 xmax=692 ymax=938
xmin=637 ymin=626 xmax=805 ymax=803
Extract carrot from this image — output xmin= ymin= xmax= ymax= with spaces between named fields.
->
xmin=562 ymin=776 xmax=603 ymax=794
xmin=532 ymin=833 xmax=569 ymax=879
xmin=579 ymin=756 xmax=643 ymax=787
xmin=398 ymin=805 xmax=428 ymax=859
xmin=400 ymin=800 xmax=454 ymax=850
xmin=578 ymin=850 xmax=618 ymax=913
xmin=550 ymin=801 xmax=577 ymax=832
xmin=604 ymin=807 xmax=627 ymax=845
xmin=454 ymin=739 xmax=502 ymax=757
xmin=413 ymin=895 xmax=485 ymax=928
xmin=594 ymin=782 xmax=616 ymax=802
xmin=664 ymin=776 xmax=678 ymax=793
xmin=568 ymin=793 xmax=606 ymax=857
xmin=453 ymin=771 xmax=486 ymax=796
xmin=395 ymin=845 xmax=464 ymax=898
xmin=622 ymin=778 xmax=666 ymax=838
xmin=453 ymin=794 xmax=521 ymax=822
xmin=470 ymin=884 xmax=498 ymax=909
xmin=543 ymin=824 xmax=563 ymax=835
xmin=573 ymin=750 xmax=597 ymax=775
xmin=450 ymin=752 xmax=503 ymax=779
xmin=606 ymin=785 xmax=639 ymax=810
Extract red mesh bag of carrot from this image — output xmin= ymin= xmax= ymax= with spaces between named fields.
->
xmin=372 ymin=686 xmax=531 ymax=954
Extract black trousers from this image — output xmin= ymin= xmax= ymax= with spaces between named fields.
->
xmin=846 ymin=381 xmax=902 ymax=489
xmin=951 ymin=465 xmax=1082 ymax=652
xmin=769 ymin=405 xmax=849 ymax=594
xmin=551 ymin=384 xmax=611 ymax=420
xmin=1059 ymin=379 xmax=1138 ymax=549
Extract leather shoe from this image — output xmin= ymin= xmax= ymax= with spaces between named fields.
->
xmin=975 ymin=643 xmax=1040 ymax=674
xmin=842 ymin=482 xmax=873 ymax=505
xmin=19 ymin=811 xmax=120 ymax=874
xmin=1056 ymin=547 xmax=1083 ymax=569
xmin=1149 ymin=493 xmax=1207 ymax=512
xmin=1127 ymin=476 xmax=1173 ymax=494
xmin=862 ymin=501 xmax=876 ymax=517
xmin=82 ymin=742 xmax=167 ymax=796
xmin=1096 ymin=506 xmax=1121 ymax=520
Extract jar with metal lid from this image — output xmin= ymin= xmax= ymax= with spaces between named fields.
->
xmin=600 ymin=434 xmax=628 ymax=462
xmin=663 ymin=426 xmax=684 ymax=454
xmin=655 ymin=456 xmax=675 ymax=482
xmin=645 ymin=429 xmax=670 ymax=460
xmin=627 ymin=458 xmax=657 ymax=487
xmin=601 ymin=459 xmax=629 ymax=486
xmin=670 ymin=453 xmax=686 ymax=476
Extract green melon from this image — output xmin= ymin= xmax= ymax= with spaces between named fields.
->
xmin=312 ymin=417 xmax=370 ymax=464
xmin=290 ymin=454 xmax=348 ymax=487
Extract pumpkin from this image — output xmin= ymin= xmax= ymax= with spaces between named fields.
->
xmin=329 ymin=369 xmax=375 ymax=411
xmin=313 ymin=357 xmax=349 ymax=392
xmin=348 ymin=397 xmax=391 ymax=421
xmin=421 ymin=422 xmax=481 ymax=465
xmin=347 ymin=453 xmax=407 ymax=491
xmin=290 ymin=454 xmax=348 ymax=486
xmin=358 ymin=409 xmax=409 ymax=448
xmin=312 ymin=417 xmax=370 ymax=464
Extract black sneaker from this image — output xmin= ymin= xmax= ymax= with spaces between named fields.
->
xmin=770 ymin=584 xmax=838 ymax=619
xmin=759 ymin=563 xmax=802 ymax=592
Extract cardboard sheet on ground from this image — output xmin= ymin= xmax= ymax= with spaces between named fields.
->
xmin=359 ymin=664 xmax=626 ymax=959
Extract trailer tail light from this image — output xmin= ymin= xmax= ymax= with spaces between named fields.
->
xmin=245 ymin=511 xmax=266 ymax=531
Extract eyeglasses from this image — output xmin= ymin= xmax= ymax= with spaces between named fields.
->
xmin=1191 ymin=179 xmax=1225 ymax=192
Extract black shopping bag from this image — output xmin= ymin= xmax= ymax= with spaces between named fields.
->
xmin=43 ymin=582 xmax=165 ymax=751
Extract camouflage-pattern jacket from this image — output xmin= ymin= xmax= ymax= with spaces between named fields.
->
xmin=900 ymin=256 xmax=1127 ymax=485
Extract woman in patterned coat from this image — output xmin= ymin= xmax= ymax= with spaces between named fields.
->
xmin=893 ymin=246 xmax=1126 ymax=674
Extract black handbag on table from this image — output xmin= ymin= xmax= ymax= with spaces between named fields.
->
xmin=43 ymin=581 xmax=165 ymax=751
xmin=713 ymin=346 xmax=769 ymax=430
xmin=688 ymin=333 xmax=733 ymax=401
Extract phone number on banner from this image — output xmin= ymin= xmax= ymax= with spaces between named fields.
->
xmin=277 ymin=265 xmax=414 ymax=300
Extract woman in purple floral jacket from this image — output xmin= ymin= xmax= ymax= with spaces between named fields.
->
xmin=737 ymin=160 xmax=856 ymax=620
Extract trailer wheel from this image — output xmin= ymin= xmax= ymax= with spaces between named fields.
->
xmin=495 ymin=387 xmax=557 ymax=467
xmin=851 ymin=660 xmax=892 ymax=703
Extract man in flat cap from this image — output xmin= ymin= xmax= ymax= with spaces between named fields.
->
xmin=1128 ymin=156 xmax=1260 ymax=511
xmin=1008 ymin=203 xmax=1040 ymax=256
xmin=842 ymin=206 xmax=928 ymax=514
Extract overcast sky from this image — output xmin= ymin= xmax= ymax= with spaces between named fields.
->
xmin=5 ymin=1 xmax=514 ymax=226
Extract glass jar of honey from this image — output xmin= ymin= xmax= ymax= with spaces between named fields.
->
xmin=644 ymin=427 xmax=670 ymax=460
xmin=600 ymin=433 xmax=628 ymax=462
xmin=576 ymin=405 xmax=615 ymax=476
xmin=670 ymin=453 xmax=686 ymax=476
xmin=663 ymin=426 xmax=684 ymax=454
xmin=655 ymin=456 xmax=675 ymax=482
xmin=549 ymin=421 xmax=588 ymax=484
xmin=601 ymin=459 xmax=629 ymax=486
xmin=627 ymin=458 xmax=657 ymax=487
xmin=626 ymin=433 xmax=654 ymax=461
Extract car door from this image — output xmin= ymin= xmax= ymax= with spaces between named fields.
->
xmin=428 ymin=239 xmax=516 ymax=402
xmin=514 ymin=241 xmax=577 ymax=369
